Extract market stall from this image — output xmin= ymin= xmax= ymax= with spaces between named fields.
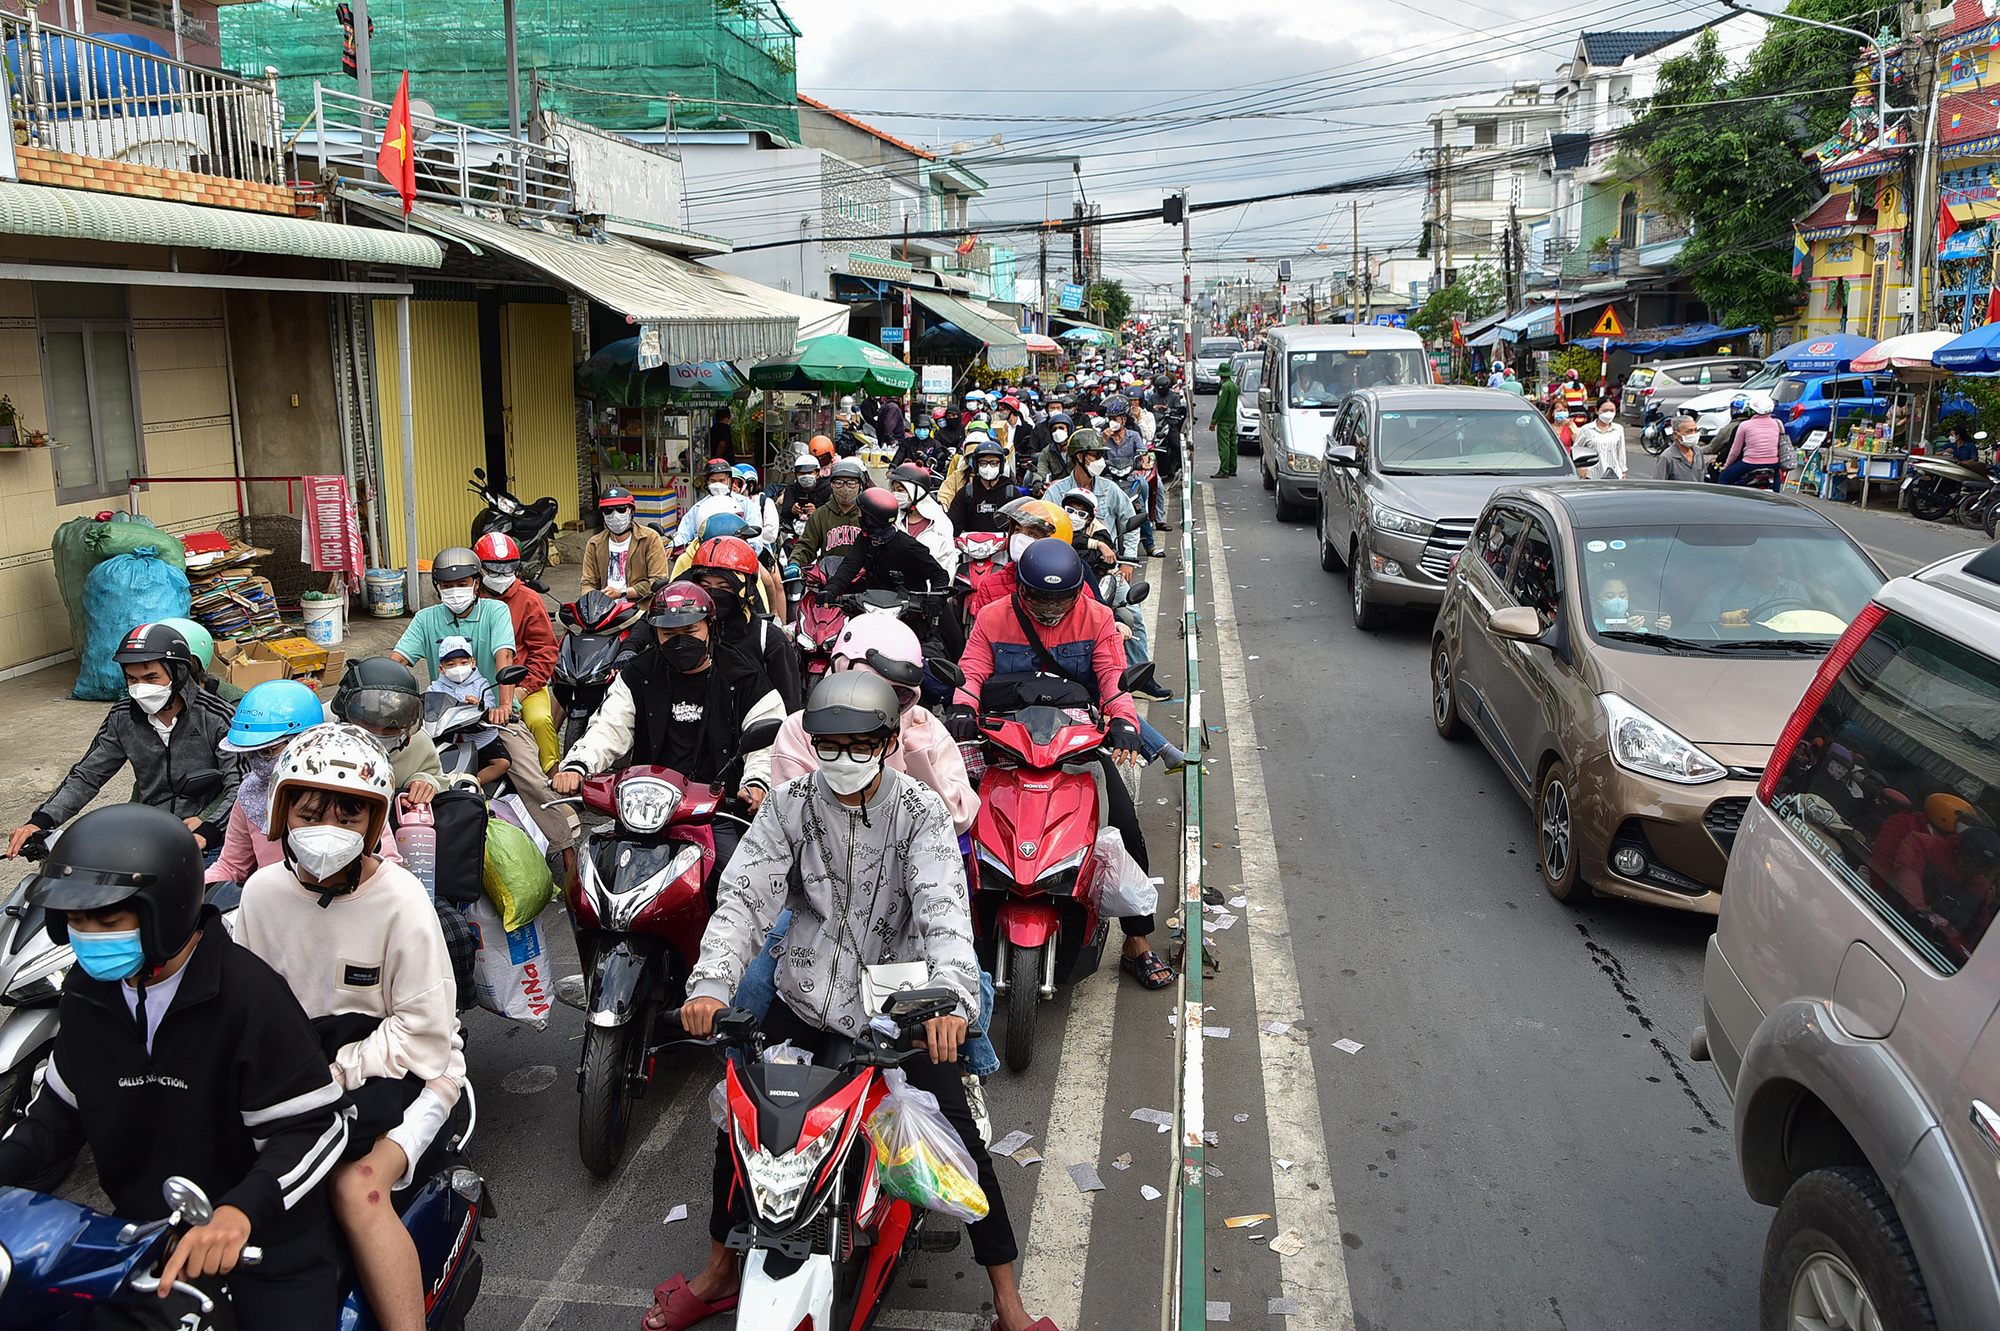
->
xmin=748 ymin=334 xmax=917 ymax=465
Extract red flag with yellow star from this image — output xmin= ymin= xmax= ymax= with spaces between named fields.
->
xmin=376 ymin=71 xmax=416 ymax=215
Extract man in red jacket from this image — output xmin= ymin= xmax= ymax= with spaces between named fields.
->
xmin=474 ymin=534 xmax=576 ymax=877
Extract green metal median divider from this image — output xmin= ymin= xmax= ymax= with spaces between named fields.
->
xmin=1171 ymin=431 xmax=1207 ymax=1330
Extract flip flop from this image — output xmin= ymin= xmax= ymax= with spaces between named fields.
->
xmin=642 ymin=1275 xmax=738 ymax=1331
xmin=1121 ymin=949 xmax=1174 ymax=989
xmin=991 ymin=1320 xmax=1065 ymax=1331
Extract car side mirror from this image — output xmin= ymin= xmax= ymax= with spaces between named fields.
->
xmin=739 ymin=718 xmax=783 ymax=752
xmin=1257 ymin=389 xmax=1272 ymax=410
xmin=1325 ymin=445 xmax=1359 ymax=468
xmin=1488 ymin=606 xmax=1545 ymax=641
xmin=495 ymin=664 xmax=530 ymax=687
xmin=1118 ymin=661 xmax=1157 ymax=695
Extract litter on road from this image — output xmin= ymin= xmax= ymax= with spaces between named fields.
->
xmin=1269 ymin=1298 xmax=1302 ymax=1315
xmin=988 ymin=1130 xmax=1035 ymax=1157
xmin=1111 ymin=1153 xmax=1132 ymax=1170
xmin=1332 ymin=1038 xmax=1365 ymax=1055
xmin=1131 ymin=1107 xmax=1175 ymax=1130
xmin=662 ymin=1204 xmax=688 ymax=1224
xmin=1141 ymin=1185 xmax=1163 ymax=1201
xmin=1204 ymin=1026 xmax=1231 ymax=1038
xmin=1224 ymin=1214 xmax=1271 ymax=1228
xmin=1010 ymin=1146 xmax=1044 ymax=1167
xmin=1259 ymin=1020 xmax=1291 ymax=1035
xmin=1068 ymin=1163 xmax=1106 ymax=1193
xmin=1234 ymin=1113 xmax=1249 ymax=1122
xmin=1208 ymin=1301 xmax=1232 ymax=1321
xmin=1268 ymin=1229 xmax=1307 ymax=1256
xmin=1276 ymin=1159 xmax=1296 ymax=1171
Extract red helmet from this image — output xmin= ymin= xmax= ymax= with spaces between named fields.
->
xmin=599 ymin=487 xmax=635 ymax=510
xmin=689 ymin=535 xmax=759 ymax=579
xmin=703 ymin=457 xmax=734 ymax=480
xmin=647 ymin=581 xmax=715 ymax=629
xmin=472 ymin=532 xmax=520 ymax=564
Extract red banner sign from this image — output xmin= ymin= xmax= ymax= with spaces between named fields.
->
xmin=302 ymin=475 xmax=366 ymax=582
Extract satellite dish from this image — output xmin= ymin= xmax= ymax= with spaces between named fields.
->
xmin=408 ymin=97 xmax=437 ymax=144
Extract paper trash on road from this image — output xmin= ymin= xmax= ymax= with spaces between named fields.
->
xmin=1223 ymin=1214 xmax=1271 ymax=1228
xmin=1269 ymin=1298 xmax=1302 ymax=1316
xmin=1204 ymin=1026 xmax=1231 ymax=1039
xmin=1067 ymin=1163 xmax=1106 ymax=1193
xmin=1131 ymin=1107 xmax=1175 ymax=1132
xmin=662 ymin=1204 xmax=688 ymax=1224
xmin=1010 ymin=1146 xmax=1044 ymax=1167
xmin=1234 ymin=1113 xmax=1249 ymax=1122
xmin=1259 ymin=1021 xmax=1292 ymax=1035
xmin=1207 ymin=1301 xmax=1231 ymax=1322
xmin=1141 ymin=1184 xmax=1163 ymax=1201
xmin=1111 ymin=1153 xmax=1132 ymax=1170
xmin=1332 ymin=1038 xmax=1366 ymax=1054
xmin=1229 ymin=895 xmax=1248 ymax=908
xmin=1268 ymin=1228 xmax=1306 ymax=1256
xmin=1276 ymin=1158 xmax=1296 ymax=1170
xmin=988 ymin=1131 xmax=1035 ymax=1157
xmin=1203 ymin=1130 xmax=1220 ymax=1146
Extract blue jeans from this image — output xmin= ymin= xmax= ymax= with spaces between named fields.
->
xmin=732 ymin=910 xmax=1002 ymax=1078
xmin=1719 ymin=460 xmax=1779 ymax=487
xmin=1138 ymin=717 xmax=1176 ymax=762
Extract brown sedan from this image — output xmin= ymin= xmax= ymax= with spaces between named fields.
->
xmin=1429 ymin=482 xmax=1885 ymax=912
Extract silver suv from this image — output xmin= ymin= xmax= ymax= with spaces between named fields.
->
xmin=1701 ymin=543 xmax=2000 ymax=1330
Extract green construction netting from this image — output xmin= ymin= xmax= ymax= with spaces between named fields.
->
xmin=221 ymin=0 xmax=800 ymax=138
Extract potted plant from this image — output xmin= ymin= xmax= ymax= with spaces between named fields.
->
xmin=0 ymin=395 xmax=15 ymax=447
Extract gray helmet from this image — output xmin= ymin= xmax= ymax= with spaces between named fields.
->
xmin=829 ymin=457 xmax=869 ymax=484
xmin=432 ymin=546 xmax=479 ymax=583
xmin=802 ymin=670 xmax=900 ymax=738
xmin=331 ymin=655 xmax=424 ymax=730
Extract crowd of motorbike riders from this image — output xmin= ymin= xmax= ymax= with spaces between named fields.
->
xmin=0 ymin=350 xmax=1196 ymax=1331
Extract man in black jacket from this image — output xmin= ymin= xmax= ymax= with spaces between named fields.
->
xmin=0 ymin=804 xmax=348 ymax=1327
xmin=948 ymin=436 xmax=1022 ymax=534
xmin=778 ymin=455 xmax=830 ymax=535
xmin=7 ymin=623 xmax=238 ymax=862
xmin=824 ymin=488 xmax=962 ymax=656
xmin=686 ymin=534 xmax=803 ymax=713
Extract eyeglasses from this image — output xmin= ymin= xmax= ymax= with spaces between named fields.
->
xmin=812 ymin=737 xmax=892 ymax=763
xmin=830 ymin=478 xmax=863 ymax=489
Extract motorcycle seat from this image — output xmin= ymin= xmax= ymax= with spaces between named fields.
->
xmin=522 ymin=496 xmax=560 ymax=519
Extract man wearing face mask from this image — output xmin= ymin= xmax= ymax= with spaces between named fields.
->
xmin=822 ymin=488 xmax=962 ymax=657
xmin=582 ymin=488 xmax=673 ymax=604
xmin=793 ymin=457 xmax=869 ymax=565
xmin=1028 ymin=411 xmax=1074 ymax=490
xmin=687 ymin=535 xmax=802 ymax=713
xmin=950 ymin=437 xmax=1023 ymax=534
xmin=390 ymin=548 xmax=518 ymax=728
xmin=7 ymin=622 xmax=240 ymax=862
xmin=674 ymin=459 xmax=760 ymax=555
xmin=780 ymin=454 xmax=830 ymax=533
xmin=1045 ymin=427 xmax=1139 ymax=561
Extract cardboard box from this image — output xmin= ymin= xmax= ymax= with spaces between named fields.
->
xmin=219 ymin=643 xmax=288 ymax=691
xmin=214 ymin=640 xmax=344 ymax=693
xmin=262 ymin=637 xmax=328 ymax=675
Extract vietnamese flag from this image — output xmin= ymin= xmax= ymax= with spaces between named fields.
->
xmin=1987 ymin=286 xmax=2000 ymax=325
xmin=1941 ymin=199 xmax=1960 ymax=255
xmin=955 ymin=231 xmax=979 ymax=256
xmin=376 ymin=71 xmax=417 ymax=215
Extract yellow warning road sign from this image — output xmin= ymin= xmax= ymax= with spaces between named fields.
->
xmin=1589 ymin=306 xmax=1626 ymax=339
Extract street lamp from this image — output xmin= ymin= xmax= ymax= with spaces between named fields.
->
xmin=1723 ymin=0 xmax=1887 ymax=144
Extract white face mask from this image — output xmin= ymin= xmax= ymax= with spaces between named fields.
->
xmin=708 ymin=481 xmax=731 ymax=498
xmin=1598 ymin=411 xmax=1616 ymax=424
xmin=481 ymin=572 xmax=515 ymax=595
xmin=977 ymin=463 xmax=1002 ymax=481
xmin=1051 ymin=427 xmax=1069 ymax=444
xmin=128 ymin=681 xmax=174 ymax=714
xmin=1009 ymin=533 xmax=1034 ymax=562
xmin=819 ymin=751 xmax=883 ymax=796
xmin=439 ymin=586 xmax=476 ymax=614
xmin=442 ymin=663 xmax=475 ymax=684
xmin=893 ymin=487 xmax=913 ymax=510
xmin=1085 ymin=458 xmax=1107 ymax=477
xmin=288 ymin=824 xmax=367 ymax=880
xmin=604 ymin=510 xmax=634 ymax=534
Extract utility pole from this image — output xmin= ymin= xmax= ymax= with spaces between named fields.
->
xmin=504 ymin=0 xmax=523 ymax=202
xmin=353 ymin=0 xmax=373 ymax=182
xmin=1913 ymin=20 xmax=1943 ymax=327
xmin=1362 ymin=248 xmax=1373 ymax=323
xmin=1350 ymin=201 xmax=1360 ymax=324
xmin=1440 ymin=143 xmax=1453 ymax=290
xmin=1038 ymin=227 xmax=1049 ymax=337
xmin=1507 ymin=203 xmax=1522 ymax=313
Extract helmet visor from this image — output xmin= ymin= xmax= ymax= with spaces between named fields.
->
xmin=340 ymin=687 xmax=423 ymax=731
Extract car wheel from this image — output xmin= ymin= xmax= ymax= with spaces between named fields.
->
xmin=1430 ymin=638 xmax=1466 ymax=741
xmin=1760 ymin=1166 xmax=1935 ymax=1331
xmin=1261 ymin=453 xmax=1277 ymax=492
xmin=1274 ymin=487 xmax=1307 ymax=522
xmin=1536 ymin=760 xmax=1590 ymax=904
xmin=1318 ymin=499 xmax=1345 ymax=572
xmin=1348 ymin=546 xmax=1385 ymax=630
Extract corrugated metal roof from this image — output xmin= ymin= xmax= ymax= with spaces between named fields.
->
xmin=0 ymin=180 xmax=443 ymax=266
xmin=1579 ymin=30 xmax=1691 ymax=66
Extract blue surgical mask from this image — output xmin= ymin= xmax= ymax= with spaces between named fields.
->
xmin=71 ymin=927 xmax=146 ymax=982
xmin=1600 ymin=597 xmax=1629 ymax=619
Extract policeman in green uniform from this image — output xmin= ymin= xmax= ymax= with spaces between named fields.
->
xmin=1208 ymin=361 xmax=1239 ymax=478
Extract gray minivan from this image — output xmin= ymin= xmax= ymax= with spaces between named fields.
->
xmin=1702 ymin=543 xmax=2000 ymax=1330
xmin=1258 ymin=324 xmax=1430 ymax=521
xmin=1315 ymin=385 xmax=1574 ymax=629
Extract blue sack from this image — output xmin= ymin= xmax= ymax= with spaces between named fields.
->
xmin=75 ymin=549 xmax=191 ymax=701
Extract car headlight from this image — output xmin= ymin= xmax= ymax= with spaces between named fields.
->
xmin=1599 ymin=693 xmax=1726 ymax=784
xmin=1285 ymin=451 xmax=1320 ymax=473
xmin=616 ymin=777 xmax=683 ymax=833
xmin=736 ymin=1113 xmax=842 ymax=1224
xmin=1365 ymin=500 xmax=1431 ymax=537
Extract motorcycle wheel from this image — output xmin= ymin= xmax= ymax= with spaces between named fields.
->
xmin=0 ymin=1047 xmax=74 ymax=1192
xmin=1987 ymin=496 xmax=2000 ymax=541
xmin=1004 ymin=943 xmax=1039 ymax=1073
xmin=1955 ymin=488 xmax=1994 ymax=531
xmin=1642 ymin=432 xmax=1670 ymax=456
xmin=577 ymin=1024 xmax=635 ymax=1177
xmin=1905 ymin=477 xmax=1956 ymax=522
xmin=563 ymin=712 xmax=590 ymax=755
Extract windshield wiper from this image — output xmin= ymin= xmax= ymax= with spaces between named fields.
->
xmin=1597 ymin=630 xmax=1732 ymax=654
xmin=1700 ymin=639 xmax=1833 ymax=655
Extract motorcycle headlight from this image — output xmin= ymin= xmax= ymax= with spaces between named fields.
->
xmin=1034 ymin=846 xmax=1089 ymax=883
xmin=1364 ymin=500 xmax=1431 ymax=537
xmin=3 ymin=946 xmax=71 ymax=1008
xmin=616 ymin=777 xmax=683 ymax=833
xmin=735 ymin=1113 xmax=843 ymax=1225
xmin=1599 ymin=693 xmax=1726 ymax=785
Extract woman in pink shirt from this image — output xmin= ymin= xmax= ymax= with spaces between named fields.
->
xmin=1720 ymin=395 xmax=1785 ymax=486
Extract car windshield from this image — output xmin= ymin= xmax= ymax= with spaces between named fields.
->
xmin=1237 ymin=362 xmax=1262 ymax=392
xmin=1200 ymin=340 xmax=1241 ymax=360
xmin=1577 ymin=523 xmax=1883 ymax=654
xmin=1739 ymin=361 xmax=1785 ymax=392
xmin=1290 ymin=349 xmax=1426 ymax=407
xmin=1373 ymin=408 xmax=1573 ymax=474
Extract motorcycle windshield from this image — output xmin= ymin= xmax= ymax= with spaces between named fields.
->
xmin=423 ymin=694 xmax=486 ymax=737
xmin=562 ymin=634 xmax=623 ymax=679
xmin=739 ymin=1060 xmax=858 ymax=1164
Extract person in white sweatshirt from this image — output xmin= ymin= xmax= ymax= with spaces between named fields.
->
xmin=236 ymin=723 xmax=463 ymax=1331
xmin=1573 ymin=397 xmax=1630 ymax=479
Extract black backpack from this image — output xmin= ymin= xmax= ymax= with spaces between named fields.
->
xmin=429 ymin=786 xmax=489 ymax=905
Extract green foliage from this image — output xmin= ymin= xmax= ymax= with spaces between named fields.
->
xmin=1546 ymin=345 xmax=1604 ymax=383
xmin=1087 ymin=280 xmax=1133 ymax=326
xmin=1410 ymin=267 xmax=1502 ymax=344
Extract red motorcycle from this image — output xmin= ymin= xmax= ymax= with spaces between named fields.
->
xmin=968 ymin=663 xmax=1154 ymax=1071
xmin=554 ymin=718 xmax=781 ymax=1175
xmin=553 ymin=589 xmax=648 ymax=752
xmin=791 ymin=555 xmax=850 ymax=688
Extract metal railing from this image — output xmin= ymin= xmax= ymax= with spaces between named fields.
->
xmin=309 ymin=82 xmax=573 ymax=216
xmin=1 ymin=9 xmax=285 ymax=185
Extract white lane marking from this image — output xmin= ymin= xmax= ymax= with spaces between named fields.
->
xmin=1200 ymin=483 xmax=1358 ymax=1330
xmin=488 ymin=1277 xmax=651 ymax=1307
xmin=511 ymin=1075 xmax=706 ymax=1331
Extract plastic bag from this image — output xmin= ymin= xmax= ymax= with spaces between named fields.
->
xmin=482 ymin=815 xmax=555 ymax=931
xmin=1087 ymin=825 xmax=1157 ymax=919
xmin=491 ymin=792 xmax=550 ymax=855
xmin=465 ymin=895 xmax=551 ymax=1028
xmin=76 ymin=550 xmax=192 ymax=701
xmin=53 ymin=515 xmax=188 ymax=672
xmin=865 ymin=1068 xmax=989 ymax=1224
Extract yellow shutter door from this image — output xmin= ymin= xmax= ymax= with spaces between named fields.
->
xmin=501 ymin=303 xmax=578 ymax=531
xmin=371 ymin=299 xmax=487 ymax=570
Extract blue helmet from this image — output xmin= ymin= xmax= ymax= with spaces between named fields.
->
xmin=221 ymin=678 xmax=325 ymax=753
xmin=732 ymin=463 xmax=759 ymax=486
xmin=698 ymin=511 xmax=753 ymax=543
xmin=1014 ymin=537 xmax=1086 ymax=594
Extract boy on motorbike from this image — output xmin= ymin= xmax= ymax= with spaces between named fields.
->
xmin=793 ymin=457 xmax=868 ymax=565
xmin=0 ymin=804 xmax=349 ymax=1327
xmin=424 ymin=639 xmax=511 ymax=787
xmin=948 ymin=539 xmax=1175 ymax=989
xmin=663 ymin=673 xmax=1053 ymax=1331
xmin=235 ymin=724 xmax=463 ymax=1331
xmin=6 ymin=622 xmax=239 ymax=863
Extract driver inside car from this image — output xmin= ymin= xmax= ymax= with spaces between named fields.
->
xmin=1690 ymin=542 xmax=1810 ymax=629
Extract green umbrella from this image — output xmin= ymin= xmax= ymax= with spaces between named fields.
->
xmin=749 ymin=334 xmax=916 ymax=395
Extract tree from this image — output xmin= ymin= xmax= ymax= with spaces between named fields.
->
xmin=1086 ymin=280 xmax=1132 ymax=326
xmin=1409 ymin=266 xmax=1502 ymax=344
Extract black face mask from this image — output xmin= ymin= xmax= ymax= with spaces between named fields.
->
xmin=661 ymin=635 xmax=710 ymax=673
xmin=706 ymin=586 xmax=744 ymax=624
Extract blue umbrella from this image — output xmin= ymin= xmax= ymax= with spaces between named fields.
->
xmin=1767 ymin=333 xmax=1877 ymax=375
xmin=1932 ymin=321 xmax=2000 ymax=372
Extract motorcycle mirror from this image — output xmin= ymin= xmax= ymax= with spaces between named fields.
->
xmin=1125 ymin=580 xmax=1151 ymax=605
xmin=177 ymin=769 xmax=225 ymax=801
xmin=558 ymin=602 xmax=579 ymax=629
xmin=473 ymin=467 xmax=487 ymax=482
xmin=926 ymin=656 xmax=966 ymax=690
xmin=162 ymin=1176 xmax=213 ymax=1227
xmin=525 ymin=577 xmax=550 ymax=595
xmin=739 ymin=718 xmax=783 ymax=752
xmin=1979 ymin=432 xmax=1991 ymax=441
xmin=1118 ymin=661 xmax=1157 ymax=695
xmin=495 ymin=664 xmax=530 ymax=687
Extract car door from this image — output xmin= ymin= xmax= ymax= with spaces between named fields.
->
xmin=1942 ymin=994 xmax=2000 ymax=1282
xmin=1484 ymin=510 xmax=1574 ymax=795
xmin=1454 ymin=504 xmax=1533 ymax=784
xmin=1324 ymin=401 xmax=1360 ymax=550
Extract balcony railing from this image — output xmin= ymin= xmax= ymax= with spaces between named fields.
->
xmin=307 ymin=83 xmax=572 ymax=217
xmin=2 ymin=9 xmax=285 ymax=185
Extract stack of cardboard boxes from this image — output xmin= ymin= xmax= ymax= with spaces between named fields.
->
xmin=213 ymin=637 xmax=347 ymax=697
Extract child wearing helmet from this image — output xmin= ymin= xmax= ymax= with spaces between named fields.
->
xmin=7 ymin=622 xmax=241 ymax=863
xmin=391 ymin=547 xmax=520 ymax=725
xmin=236 ymin=723 xmax=465 ymax=1331
xmin=425 ymin=638 xmax=512 ymax=787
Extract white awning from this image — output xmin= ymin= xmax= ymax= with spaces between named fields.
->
xmin=697 ymin=265 xmax=850 ymax=343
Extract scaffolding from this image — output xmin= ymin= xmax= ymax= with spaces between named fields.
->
xmin=221 ymin=0 xmax=800 ymax=140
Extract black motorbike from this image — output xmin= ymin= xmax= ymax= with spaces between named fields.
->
xmin=553 ymin=590 xmax=648 ymax=754
xmin=1640 ymin=405 xmax=1674 ymax=456
xmin=469 ymin=468 xmax=559 ymax=580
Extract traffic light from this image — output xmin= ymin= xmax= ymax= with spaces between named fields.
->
xmin=1162 ymin=194 xmax=1183 ymax=225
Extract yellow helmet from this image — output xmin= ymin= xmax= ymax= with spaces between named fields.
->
xmin=1001 ymin=497 xmax=1073 ymax=546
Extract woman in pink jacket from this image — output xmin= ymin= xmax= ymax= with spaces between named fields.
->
xmin=1720 ymin=394 xmax=1786 ymax=486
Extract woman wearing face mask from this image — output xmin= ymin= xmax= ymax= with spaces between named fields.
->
xmin=1572 ymin=397 xmax=1629 ymax=479
xmin=236 ymin=723 xmax=464 ymax=1331
xmin=6 ymin=622 xmax=240 ymax=863
xmin=889 ymin=462 xmax=959 ymax=579
xmin=949 ymin=437 xmax=1023 ymax=534
xmin=206 ymin=679 xmax=404 ymax=885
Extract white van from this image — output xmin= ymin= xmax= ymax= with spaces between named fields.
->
xmin=1256 ymin=325 xmax=1430 ymax=520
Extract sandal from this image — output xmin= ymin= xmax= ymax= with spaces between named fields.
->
xmin=992 ymin=1320 xmax=1064 ymax=1331
xmin=1121 ymin=949 xmax=1175 ymax=989
xmin=642 ymin=1275 xmax=738 ymax=1331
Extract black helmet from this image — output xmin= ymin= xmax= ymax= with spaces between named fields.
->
xmin=432 ymin=546 xmax=479 ymax=583
xmin=857 ymin=487 xmax=900 ymax=536
xmin=802 ymin=671 xmax=900 ymax=738
xmin=112 ymin=622 xmax=196 ymax=688
xmin=829 ymin=457 xmax=869 ymax=484
xmin=889 ymin=463 xmax=939 ymax=494
xmin=28 ymin=804 xmax=203 ymax=963
xmin=1153 ymin=373 xmax=1173 ymax=392
xmin=331 ymin=655 xmax=424 ymax=731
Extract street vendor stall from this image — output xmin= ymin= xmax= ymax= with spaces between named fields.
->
xmin=749 ymin=334 xmax=916 ymax=463
xmin=576 ymin=339 xmax=753 ymax=533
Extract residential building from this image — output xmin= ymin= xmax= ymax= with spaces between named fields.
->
xmin=1425 ymin=83 xmax=1565 ymax=288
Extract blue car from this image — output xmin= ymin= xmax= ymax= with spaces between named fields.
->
xmin=1771 ymin=371 xmax=1892 ymax=443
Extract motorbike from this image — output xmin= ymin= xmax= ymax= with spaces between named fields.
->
xmin=422 ymin=664 xmax=529 ymax=792
xmin=969 ymin=662 xmax=1155 ymax=1071
xmin=792 ymin=555 xmax=851 ymax=689
xmin=553 ymin=591 xmax=649 ymax=755
xmin=0 ymin=842 xmax=71 ymax=1193
xmin=551 ymin=718 xmax=781 ymax=1176
xmin=468 ymin=468 xmax=558 ymax=581
xmin=1639 ymin=405 xmax=1674 ymax=456
xmin=657 ymin=992 xmax=969 ymax=1331
xmin=1902 ymin=434 xmax=1994 ymax=525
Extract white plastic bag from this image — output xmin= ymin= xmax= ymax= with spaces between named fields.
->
xmin=865 ymin=1068 xmax=989 ymax=1224
xmin=466 ymin=894 xmax=551 ymax=1029
xmin=1089 ymin=825 xmax=1157 ymax=919
xmin=491 ymin=793 xmax=551 ymax=856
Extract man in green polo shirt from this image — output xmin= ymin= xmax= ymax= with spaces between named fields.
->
xmin=391 ymin=545 xmax=517 ymax=720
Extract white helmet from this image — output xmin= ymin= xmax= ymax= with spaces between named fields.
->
xmin=265 ymin=722 xmax=395 ymax=847
xmin=1748 ymin=393 xmax=1776 ymax=415
xmin=839 ymin=396 xmax=857 ymax=411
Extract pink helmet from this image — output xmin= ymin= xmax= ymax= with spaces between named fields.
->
xmin=831 ymin=614 xmax=925 ymax=709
